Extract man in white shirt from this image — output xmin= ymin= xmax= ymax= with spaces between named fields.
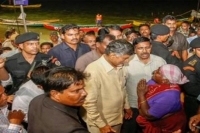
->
xmin=12 ymin=65 xmax=50 ymax=122
xmin=122 ymin=37 xmax=166 ymax=133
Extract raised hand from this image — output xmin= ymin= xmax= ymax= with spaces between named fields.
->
xmin=137 ymin=79 xmax=148 ymax=96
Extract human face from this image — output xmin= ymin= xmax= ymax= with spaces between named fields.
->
xmin=20 ymin=40 xmax=39 ymax=55
xmin=110 ymin=54 xmax=131 ymax=67
xmin=188 ymin=33 xmax=196 ymax=37
xmin=61 ymin=29 xmax=80 ymax=45
xmin=139 ymin=26 xmax=150 ymax=38
xmin=109 ymin=30 xmax=123 ymax=40
xmin=181 ymin=23 xmax=189 ymax=31
xmin=50 ymin=35 xmax=59 ymax=43
xmin=134 ymin=41 xmax=151 ymax=60
xmin=79 ymin=30 xmax=85 ymax=40
xmin=84 ymin=35 xmax=96 ymax=50
xmin=127 ymin=33 xmax=138 ymax=44
xmin=0 ymin=86 xmax=8 ymax=107
xmin=194 ymin=48 xmax=200 ymax=58
xmin=161 ymin=34 xmax=170 ymax=43
xmin=97 ymin=37 xmax=113 ymax=54
xmin=54 ymin=80 xmax=87 ymax=106
xmin=152 ymin=68 xmax=164 ymax=84
xmin=41 ymin=44 xmax=52 ymax=54
xmin=164 ymin=20 xmax=177 ymax=32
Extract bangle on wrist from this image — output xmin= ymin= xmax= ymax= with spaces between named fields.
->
xmin=140 ymin=100 xmax=146 ymax=105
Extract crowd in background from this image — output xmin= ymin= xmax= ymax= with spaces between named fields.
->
xmin=1 ymin=14 xmax=200 ymax=133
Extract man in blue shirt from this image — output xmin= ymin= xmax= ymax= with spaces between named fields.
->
xmin=48 ymin=24 xmax=90 ymax=67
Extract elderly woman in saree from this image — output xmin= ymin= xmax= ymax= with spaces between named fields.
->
xmin=136 ymin=64 xmax=189 ymax=133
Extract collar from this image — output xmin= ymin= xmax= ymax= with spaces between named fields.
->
xmin=43 ymin=95 xmax=79 ymax=120
xmin=100 ymin=55 xmax=119 ymax=73
xmin=0 ymin=105 xmax=8 ymax=110
xmin=92 ymin=50 xmax=101 ymax=59
xmin=0 ymin=105 xmax=8 ymax=116
xmin=151 ymin=41 xmax=168 ymax=50
xmin=61 ymin=42 xmax=82 ymax=50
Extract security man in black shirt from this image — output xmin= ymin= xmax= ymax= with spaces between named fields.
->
xmin=0 ymin=32 xmax=60 ymax=94
xmin=150 ymin=24 xmax=183 ymax=70
xmin=183 ymin=37 xmax=200 ymax=127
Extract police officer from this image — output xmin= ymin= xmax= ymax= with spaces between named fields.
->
xmin=183 ymin=37 xmax=200 ymax=129
xmin=0 ymin=32 xmax=60 ymax=94
xmin=150 ymin=24 xmax=183 ymax=69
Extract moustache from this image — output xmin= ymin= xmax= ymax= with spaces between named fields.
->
xmin=141 ymin=53 xmax=149 ymax=55
xmin=71 ymin=39 xmax=78 ymax=41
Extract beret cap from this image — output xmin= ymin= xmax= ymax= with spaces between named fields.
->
xmin=190 ymin=37 xmax=200 ymax=48
xmin=151 ymin=24 xmax=170 ymax=35
xmin=15 ymin=32 xmax=39 ymax=44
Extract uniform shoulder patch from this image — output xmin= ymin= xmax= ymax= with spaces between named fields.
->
xmin=51 ymin=58 xmax=61 ymax=66
xmin=188 ymin=59 xmax=197 ymax=66
xmin=183 ymin=66 xmax=195 ymax=71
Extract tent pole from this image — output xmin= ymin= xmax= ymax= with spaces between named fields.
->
xmin=20 ymin=5 xmax=27 ymax=32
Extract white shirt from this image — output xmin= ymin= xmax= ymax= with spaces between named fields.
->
xmin=12 ymin=80 xmax=44 ymax=122
xmin=1 ymin=74 xmax=13 ymax=87
xmin=125 ymin=54 xmax=166 ymax=108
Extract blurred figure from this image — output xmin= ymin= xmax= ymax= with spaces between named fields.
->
xmin=75 ymin=34 xmax=115 ymax=72
xmin=83 ymin=31 xmax=96 ymax=50
xmin=0 ymin=81 xmax=26 ymax=133
xmin=96 ymin=13 xmax=102 ymax=27
xmin=79 ymin=30 xmax=85 ymax=43
xmin=0 ymin=47 xmax=12 ymax=54
xmin=107 ymin=25 xmax=123 ymax=40
xmin=150 ymin=24 xmax=183 ymax=69
xmin=153 ymin=17 xmax=160 ymax=24
xmin=163 ymin=15 xmax=189 ymax=61
xmin=49 ymin=31 xmax=62 ymax=46
xmin=183 ymin=37 xmax=200 ymax=132
xmin=177 ymin=21 xmax=191 ymax=37
xmin=40 ymin=42 xmax=53 ymax=54
xmin=139 ymin=24 xmax=151 ymax=39
xmin=0 ymin=35 xmax=21 ymax=58
xmin=2 ymin=30 xmax=15 ymax=50
xmin=188 ymin=29 xmax=197 ymax=37
xmin=196 ymin=26 xmax=200 ymax=37
xmin=125 ymin=29 xmax=139 ymax=44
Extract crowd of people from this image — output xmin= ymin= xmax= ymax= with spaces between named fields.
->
xmin=0 ymin=14 xmax=200 ymax=133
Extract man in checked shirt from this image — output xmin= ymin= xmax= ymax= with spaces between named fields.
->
xmin=0 ymin=81 xmax=26 ymax=133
